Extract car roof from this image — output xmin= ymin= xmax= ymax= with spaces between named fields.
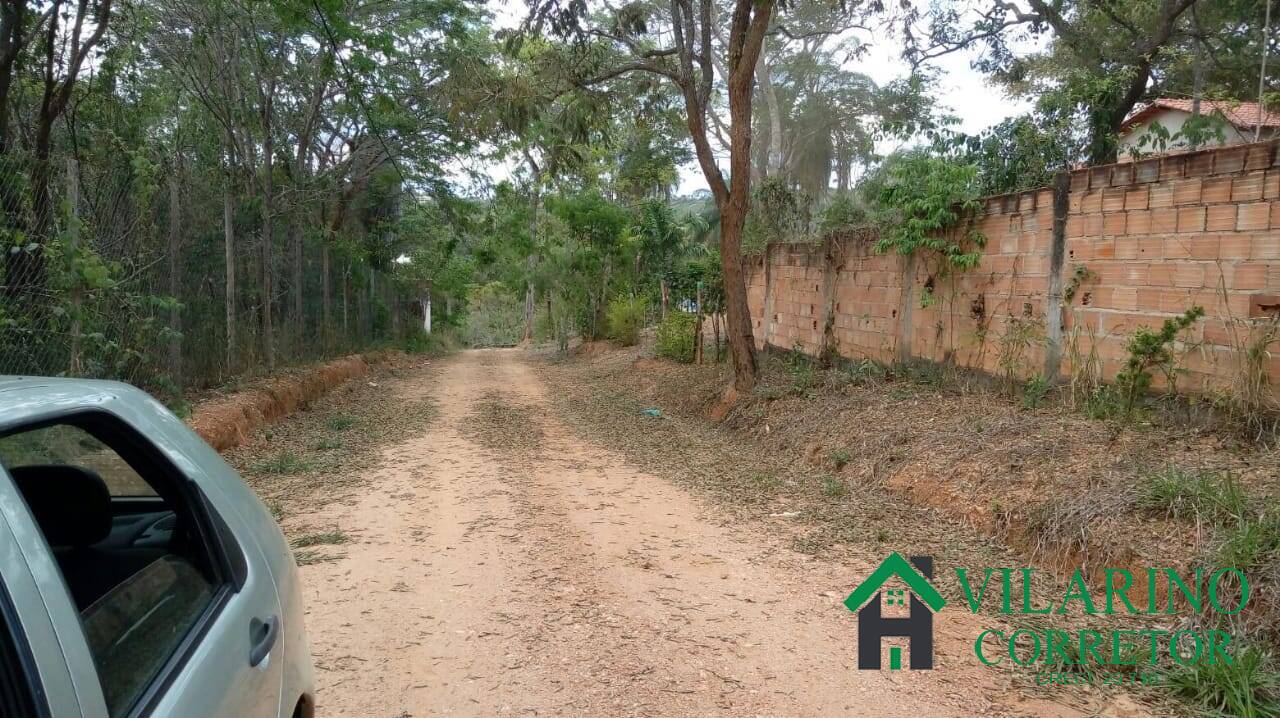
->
xmin=0 ymin=376 xmax=142 ymax=433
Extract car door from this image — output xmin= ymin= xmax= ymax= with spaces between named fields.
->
xmin=0 ymin=469 xmax=88 ymax=717
xmin=141 ymin=485 xmax=286 ymax=718
xmin=0 ymin=411 xmax=285 ymax=718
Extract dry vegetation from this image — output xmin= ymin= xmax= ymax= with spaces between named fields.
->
xmin=537 ymin=339 xmax=1280 ymax=712
xmin=220 ymin=358 xmax=440 ymax=556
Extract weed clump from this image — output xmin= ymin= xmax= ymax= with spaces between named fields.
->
xmin=1022 ymin=374 xmax=1049 ymax=409
xmin=820 ymin=475 xmax=847 ymax=498
xmin=326 ymin=413 xmax=357 ymax=431
xmin=291 ymin=530 xmax=350 ymax=548
xmin=1163 ymin=643 xmax=1280 ymax=718
xmin=829 ymin=449 xmax=851 ymax=470
xmin=1137 ymin=467 xmax=1250 ymax=524
xmin=252 ymin=451 xmax=312 ymax=475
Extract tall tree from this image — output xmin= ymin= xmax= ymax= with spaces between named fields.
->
xmin=526 ymin=0 xmax=775 ymax=390
xmin=2 ymin=0 xmax=114 ymax=297
xmin=911 ymin=0 xmax=1204 ymax=164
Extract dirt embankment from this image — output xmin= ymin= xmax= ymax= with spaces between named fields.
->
xmin=557 ymin=343 xmax=1280 ymax=612
xmin=187 ymin=350 xmax=408 ymax=451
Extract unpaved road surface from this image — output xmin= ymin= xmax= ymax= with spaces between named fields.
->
xmin=297 ymin=349 xmax=1138 ymax=717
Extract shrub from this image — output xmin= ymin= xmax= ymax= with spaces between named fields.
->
xmin=1116 ymin=306 xmax=1205 ymax=414
xmin=866 ymin=153 xmax=986 ymax=272
xmin=326 ymin=414 xmax=357 ymax=431
xmin=655 ymin=311 xmax=697 ymax=362
xmin=606 ymin=296 xmax=647 ymax=346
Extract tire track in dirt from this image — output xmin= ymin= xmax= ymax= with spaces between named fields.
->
xmin=297 ymin=349 xmax=1146 ymax=717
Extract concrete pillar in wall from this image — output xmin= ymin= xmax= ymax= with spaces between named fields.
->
xmin=895 ymin=252 xmax=917 ymax=365
xmin=818 ymin=234 xmax=845 ymax=363
xmin=761 ymin=244 xmax=775 ymax=350
xmin=1042 ymin=171 xmax=1071 ymax=382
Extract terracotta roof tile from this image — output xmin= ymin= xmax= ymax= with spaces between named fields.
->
xmin=1122 ymin=99 xmax=1280 ymax=132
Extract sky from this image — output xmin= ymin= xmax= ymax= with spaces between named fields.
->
xmin=464 ymin=1 xmax=1033 ymax=196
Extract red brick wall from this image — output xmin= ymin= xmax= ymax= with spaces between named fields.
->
xmin=746 ymin=140 xmax=1280 ymax=396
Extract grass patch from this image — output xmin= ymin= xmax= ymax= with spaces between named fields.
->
xmin=820 ymin=475 xmax=847 ymax=499
xmin=291 ymin=530 xmax=350 ymax=548
xmin=754 ymin=385 xmax=785 ymax=400
xmin=1138 ymin=467 xmax=1251 ymax=524
xmin=1083 ymin=386 xmax=1126 ymax=421
xmin=1214 ymin=512 xmax=1280 ymax=572
xmin=829 ymin=449 xmax=851 ymax=470
xmin=785 ymin=346 xmax=820 ymax=396
xmin=1163 ymin=644 xmax=1280 ymax=718
xmin=748 ymin=471 xmax=782 ymax=491
xmin=313 ymin=437 xmax=345 ymax=451
xmin=326 ymin=413 xmax=358 ymax=431
xmin=251 ymin=451 xmax=313 ymax=475
xmin=293 ymin=549 xmax=340 ymax=566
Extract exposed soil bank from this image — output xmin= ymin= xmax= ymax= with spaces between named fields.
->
xmin=188 ymin=350 xmax=407 ymax=451
xmin=594 ymin=344 xmax=1278 ymax=581
xmin=540 ymin=340 xmax=1280 ymax=691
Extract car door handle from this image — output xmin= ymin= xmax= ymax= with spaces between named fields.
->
xmin=249 ymin=615 xmax=280 ymax=668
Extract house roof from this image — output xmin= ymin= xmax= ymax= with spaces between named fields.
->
xmin=1120 ymin=99 xmax=1280 ymax=134
xmin=843 ymin=552 xmax=947 ymax=613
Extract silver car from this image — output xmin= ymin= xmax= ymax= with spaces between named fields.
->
xmin=0 ymin=377 xmax=315 ymax=717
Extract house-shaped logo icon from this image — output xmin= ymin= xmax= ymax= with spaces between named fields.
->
xmin=843 ymin=553 xmax=945 ymax=670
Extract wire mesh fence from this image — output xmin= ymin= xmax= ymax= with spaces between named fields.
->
xmin=1 ymin=153 xmax=411 ymax=398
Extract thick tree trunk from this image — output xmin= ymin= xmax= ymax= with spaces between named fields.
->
xmin=673 ymin=0 xmax=770 ymax=391
xmin=718 ymin=2 xmax=772 ymax=391
xmin=718 ymin=208 xmax=757 ymax=390
xmin=0 ymin=0 xmax=24 ymax=156
xmin=757 ymin=45 xmax=783 ymax=177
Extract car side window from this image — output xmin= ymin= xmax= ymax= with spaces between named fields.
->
xmin=0 ymin=424 xmax=157 ymax=497
xmin=0 ymin=419 xmax=225 ymax=717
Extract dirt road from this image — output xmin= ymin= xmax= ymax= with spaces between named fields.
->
xmin=295 ymin=349 xmax=1134 ymax=717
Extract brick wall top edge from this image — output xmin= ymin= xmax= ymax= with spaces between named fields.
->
xmin=790 ymin=140 xmax=1280 ymax=248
